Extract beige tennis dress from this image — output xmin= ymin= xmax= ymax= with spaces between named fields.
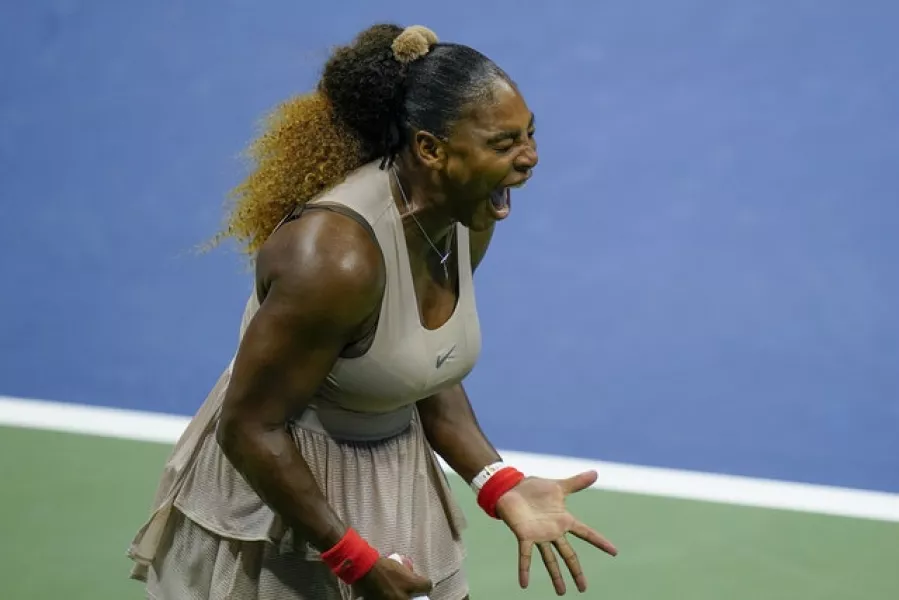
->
xmin=127 ymin=161 xmax=482 ymax=600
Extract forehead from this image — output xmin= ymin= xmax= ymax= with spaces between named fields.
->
xmin=451 ymin=80 xmax=532 ymax=137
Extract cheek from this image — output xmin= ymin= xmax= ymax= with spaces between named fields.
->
xmin=444 ymin=151 xmax=475 ymax=186
xmin=486 ymin=156 xmax=515 ymax=187
xmin=471 ymin=152 xmax=511 ymax=186
xmin=447 ymin=146 xmax=508 ymax=191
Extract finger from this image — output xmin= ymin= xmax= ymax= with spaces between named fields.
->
xmin=570 ymin=520 xmax=619 ymax=556
xmin=518 ymin=540 xmax=533 ymax=589
xmin=554 ymin=537 xmax=588 ymax=593
xmin=559 ymin=470 xmax=598 ymax=495
xmin=538 ymin=541 xmax=566 ymax=596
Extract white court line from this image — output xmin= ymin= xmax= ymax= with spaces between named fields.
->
xmin=2 ymin=394 xmax=898 ymax=523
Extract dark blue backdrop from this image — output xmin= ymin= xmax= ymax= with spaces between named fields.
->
xmin=2 ymin=1 xmax=897 ymax=492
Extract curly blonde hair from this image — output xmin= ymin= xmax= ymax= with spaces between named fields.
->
xmin=217 ymin=93 xmax=367 ymax=255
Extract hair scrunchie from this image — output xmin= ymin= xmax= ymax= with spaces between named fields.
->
xmin=391 ymin=25 xmax=438 ymax=64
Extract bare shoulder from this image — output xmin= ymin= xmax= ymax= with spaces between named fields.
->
xmin=256 ymin=208 xmax=385 ymax=327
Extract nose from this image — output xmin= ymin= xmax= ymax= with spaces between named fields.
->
xmin=515 ymin=145 xmax=538 ymax=172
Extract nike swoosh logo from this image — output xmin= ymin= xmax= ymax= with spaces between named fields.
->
xmin=436 ymin=345 xmax=456 ymax=369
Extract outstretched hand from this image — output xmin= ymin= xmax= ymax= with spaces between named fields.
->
xmin=494 ymin=470 xmax=617 ymax=595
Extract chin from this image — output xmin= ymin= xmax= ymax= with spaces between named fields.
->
xmin=458 ymin=214 xmax=493 ymax=232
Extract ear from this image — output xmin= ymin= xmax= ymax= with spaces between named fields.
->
xmin=412 ymin=130 xmax=447 ymax=170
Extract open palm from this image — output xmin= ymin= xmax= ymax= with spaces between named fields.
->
xmin=495 ymin=470 xmax=618 ymax=595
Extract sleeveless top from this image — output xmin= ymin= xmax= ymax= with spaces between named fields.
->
xmin=128 ymin=161 xmax=482 ymax=572
xmin=287 ymin=160 xmax=483 ymax=440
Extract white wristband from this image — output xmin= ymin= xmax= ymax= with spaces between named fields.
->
xmin=470 ymin=461 xmax=508 ymax=493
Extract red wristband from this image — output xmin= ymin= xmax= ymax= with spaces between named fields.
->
xmin=477 ymin=466 xmax=525 ymax=519
xmin=320 ymin=528 xmax=380 ymax=584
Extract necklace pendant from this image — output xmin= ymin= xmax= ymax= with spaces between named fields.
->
xmin=440 ymin=252 xmax=450 ymax=278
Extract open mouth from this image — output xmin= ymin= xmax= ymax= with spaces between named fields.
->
xmin=485 ymin=174 xmax=530 ymax=222
xmin=488 ymin=187 xmax=511 ymax=221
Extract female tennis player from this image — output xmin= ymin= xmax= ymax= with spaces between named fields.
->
xmin=128 ymin=23 xmax=617 ymax=600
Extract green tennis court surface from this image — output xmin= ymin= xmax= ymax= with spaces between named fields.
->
xmin=2 ymin=425 xmax=897 ymax=599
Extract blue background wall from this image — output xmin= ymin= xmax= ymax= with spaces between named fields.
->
xmin=2 ymin=1 xmax=897 ymax=493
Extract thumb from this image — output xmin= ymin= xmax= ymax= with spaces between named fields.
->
xmin=560 ymin=469 xmax=598 ymax=495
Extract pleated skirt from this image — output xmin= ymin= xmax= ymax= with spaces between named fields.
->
xmin=133 ymin=402 xmax=469 ymax=600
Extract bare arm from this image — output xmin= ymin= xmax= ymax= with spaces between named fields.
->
xmin=417 ymin=222 xmax=501 ymax=483
xmin=416 ymin=383 xmax=502 ymax=483
xmin=216 ymin=211 xmax=384 ymax=551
